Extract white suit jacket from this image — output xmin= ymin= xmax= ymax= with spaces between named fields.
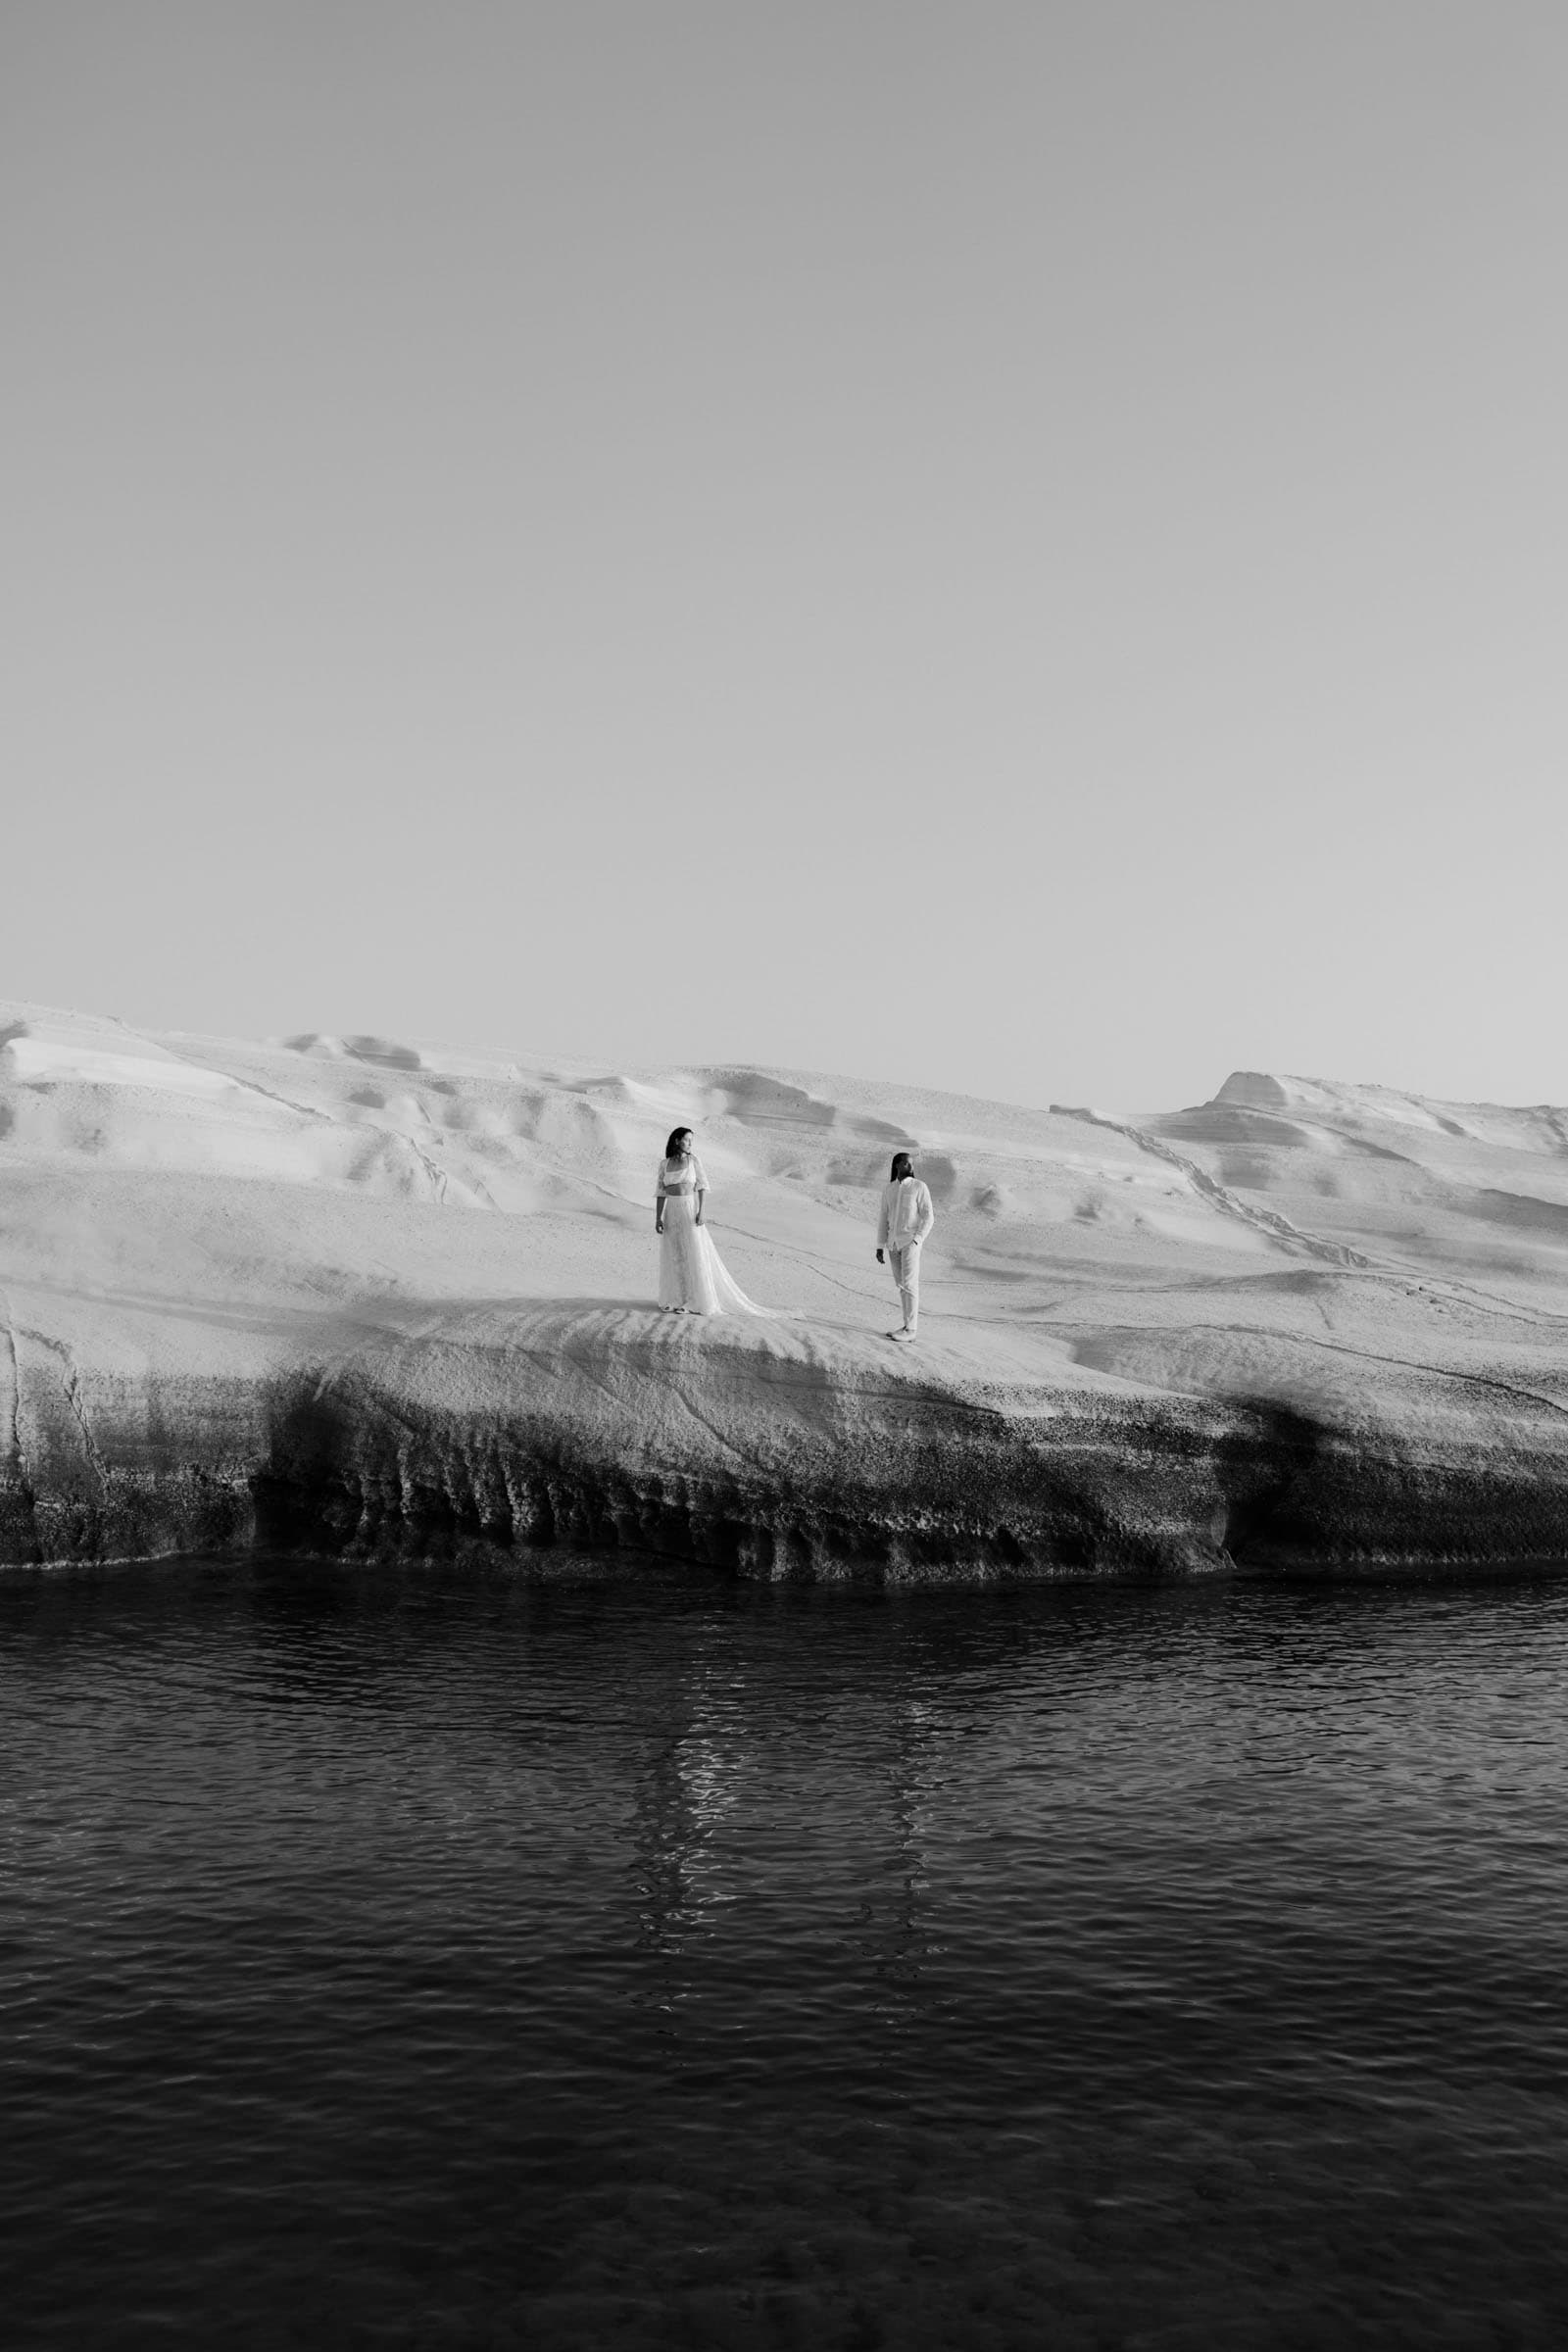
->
xmin=877 ymin=1177 xmax=935 ymax=1251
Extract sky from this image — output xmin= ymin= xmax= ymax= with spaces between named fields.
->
xmin=4 ymin=3 xmax=1567 ymax=1112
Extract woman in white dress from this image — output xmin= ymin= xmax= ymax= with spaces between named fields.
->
xmin=655 ymin=1127 xmax=772 ymax=1315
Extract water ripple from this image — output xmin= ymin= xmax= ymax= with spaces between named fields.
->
xmin=4 ymin=1564 xmax=1568 ymax=2345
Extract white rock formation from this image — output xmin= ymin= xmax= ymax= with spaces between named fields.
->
xmin=3 ymin=1001 xmax=1567 ymax=1575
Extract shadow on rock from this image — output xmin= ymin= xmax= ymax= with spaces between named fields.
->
xmin=1213 ymin=1400 xmax=1332 ymax=1568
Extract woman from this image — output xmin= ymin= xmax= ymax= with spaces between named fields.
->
xmin=655 ymin=1127 xmax=772 ymax=1315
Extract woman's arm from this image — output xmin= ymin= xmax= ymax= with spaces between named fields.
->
xmin=694 ymin=1187 xmax=706 ymax=1227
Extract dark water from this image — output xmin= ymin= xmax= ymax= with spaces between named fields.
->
xmin=4 ymin=1562 xmax=1568 ymax=2350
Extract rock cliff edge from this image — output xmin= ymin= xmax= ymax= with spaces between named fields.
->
xmin=5 ymin=1004 xmax=1568 ymax=1579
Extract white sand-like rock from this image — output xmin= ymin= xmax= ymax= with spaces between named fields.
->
xmin=4 ymin=1000 xmax=1568 ymax=1577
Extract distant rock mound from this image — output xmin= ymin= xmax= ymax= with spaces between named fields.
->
xmin=1214 ymin=1071 xmax=1294 ymax=1111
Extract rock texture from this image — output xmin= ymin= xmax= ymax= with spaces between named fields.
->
xmin=4 ymin=1004 xmax=1568 ymax=1579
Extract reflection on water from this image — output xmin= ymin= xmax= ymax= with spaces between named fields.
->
xmin=4 ymin=1561 xmax=1568 ymax=2347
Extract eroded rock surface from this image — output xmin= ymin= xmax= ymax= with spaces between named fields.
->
xmin=5 ymin=1002 xmax=1568 ymax=1578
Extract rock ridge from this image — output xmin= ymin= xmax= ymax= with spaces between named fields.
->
xmin=5 ymin=1001 xmax=1568 ymax=1580
xmin=5 ymin=1306 xmax=1568 ymax=1583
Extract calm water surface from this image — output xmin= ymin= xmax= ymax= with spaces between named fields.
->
xmin=3 ymin=1559 xmax=1568 ymax=2349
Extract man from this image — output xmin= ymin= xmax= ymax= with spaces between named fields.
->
xmin=875 ymin=1151 xmax=935 ymax=1342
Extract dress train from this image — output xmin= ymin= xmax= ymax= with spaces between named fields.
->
xmin=658 ymin=1193 xmax=775 ymax=1316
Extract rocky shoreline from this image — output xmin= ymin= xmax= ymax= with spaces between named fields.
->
xmin=7 ymin=1008 xmax=1568 ymax=1584
xmin=7 ymin=1309 xmax=1568 ymax=1583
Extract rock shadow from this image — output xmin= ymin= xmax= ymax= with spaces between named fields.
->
xmin=1214 ymin=1399 xmax=1332 ymax=1567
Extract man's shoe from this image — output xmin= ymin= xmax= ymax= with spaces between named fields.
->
xmin=887 ymin=1328 xmax=913 ymax=1342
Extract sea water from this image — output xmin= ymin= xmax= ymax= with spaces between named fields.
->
xmin=4 ymin=1559 xmax=1567 ymax=2349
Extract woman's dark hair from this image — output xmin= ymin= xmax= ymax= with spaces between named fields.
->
xmin=665 ymin=1127 xmax=694 ymax=1157
xmin=890 ymin=1151 xmax=915 ymax=1182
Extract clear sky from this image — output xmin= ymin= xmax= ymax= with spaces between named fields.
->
xmin=5 ymin=4 xmax=1566 ymax=1110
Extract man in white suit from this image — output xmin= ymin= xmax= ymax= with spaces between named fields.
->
xmin=875 ymin=1151 xmax=936 ymax=1342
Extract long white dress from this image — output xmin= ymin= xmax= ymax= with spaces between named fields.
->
xmin=657 ymin=1153 xmax=772 ymax=1315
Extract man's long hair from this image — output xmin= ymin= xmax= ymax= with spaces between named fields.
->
xmin=890 ymin=1151 xmax=915 ymax=1182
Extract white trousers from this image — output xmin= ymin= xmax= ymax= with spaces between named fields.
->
xmin=888 ymin=1240 xmax=921 ymax=1332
